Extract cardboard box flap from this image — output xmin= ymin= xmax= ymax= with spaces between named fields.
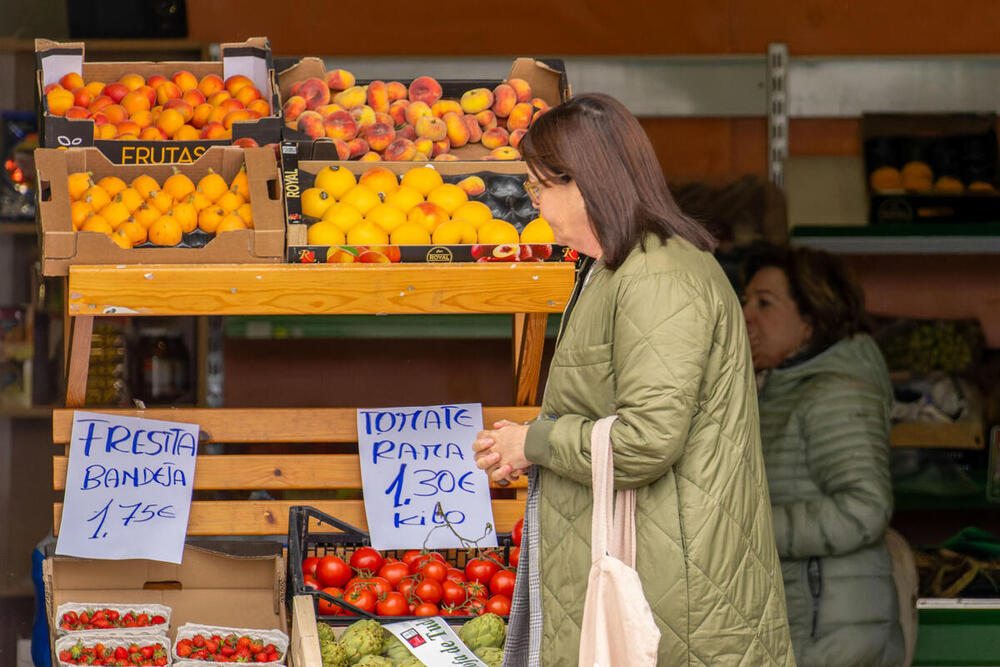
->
xmin=509 ymin=57 xmax=568 ymax=106
xmin=277 ymin=57 xmax=327 ymax=100
xmin=35 ymin=39 xmax=84 ymax=88
xmin=221 ymin=37 xmax=274 ymax=102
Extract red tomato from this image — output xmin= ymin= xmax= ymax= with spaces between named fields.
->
xmin=347 ymin=575 xmax=392 ymax=599
xmin=396 ymin=578 xmax=417 ymax=600
xmin=350 ymin=547 xmax=385 ymax=574
xmin=445 ymin=567 xmax=467 ymax=583
xmin=512 ymin=517 xmax=524 ymax=547
xmin=463 ymin=598 xmax=486 ymax=615
xmin=379 ymin=561 xmax=410 ymax=588
xmin=302 ymin=556 xmax=320 ymax=577
xmin=413 ymin=578 xmax=444 ymax=604
xmin=409 ymin=552 xmax=447 ymax=574
xmin=465 ymin=558 xmax=500 ymax=585
xmin=485 ymin=594 xmax=511 ymax=616
xmin=316 ymin=587 xmax=345 ymax=615
xmin=413 ymin=602 xmax=439 ymax=616
xmin=439 ymin=604 xmax=465 ymax=616
xmin=343 ymin=587 xmax=377 ymax=614
xmin=509 ymin=546 xmax=520 ymax=569
xmin=302 ymin=574 xmax=321 ymax=591
xmin=375 ymin=591 xmax=409 ymax=616
xmin=489 ymin=569 xmax=516 ymax=598
xmin=484 ymin=551 xmax=505 ymax=566
xmin=416 ymin=559 xmax=448 ymax=583
xmin=316 ymin=555 xmax=351 ymax=588
xmin=464 ymin=581 xmax=489 ymax=601
xmin=441 ymin=579 xmax=468 ymax=607
xmin=401 ymin=549 xmax=424 ymax=568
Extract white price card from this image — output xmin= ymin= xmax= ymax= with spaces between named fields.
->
xmin=55 ymin=411 xmax=199 ymax=564
xmin=357 ymin=403 xmax=498 ymax=551
xmin=384 ymin=617 xmax=490 ymax=667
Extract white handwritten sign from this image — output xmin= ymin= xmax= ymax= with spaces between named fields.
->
xmin=357 ymin=403 xmax=498 ymax=551
xmin=384 ymin=617 xmax=490 ymax=667
xmin=55 ymin=411 xmax=199 ymax=564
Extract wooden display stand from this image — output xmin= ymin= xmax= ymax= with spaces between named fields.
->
xmin=55 ymin=262 xmax=575 ymax=536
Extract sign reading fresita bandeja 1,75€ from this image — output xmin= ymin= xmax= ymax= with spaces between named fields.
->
xmin=357 ymin=403 xmax=499 ymax=551
xmin=56 ymin=411 xmax=199 ymax=564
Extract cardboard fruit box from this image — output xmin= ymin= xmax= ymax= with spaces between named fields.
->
xmin=36 ymin=37 xmax=282 ymax=164
xmin=44 ymin=542 xmax=287 ymax=650
xmin=863 ymin=113 xmax=1000 ymax=224
xmin=36 ymin=145 xmax=285 ymax=276
xmin=275 ymin=57 xmax=568 ymax=160
xmin=282 ymin=140 xmax=572 ymax=264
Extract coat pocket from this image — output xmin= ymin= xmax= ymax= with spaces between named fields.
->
xmin=807 ymin=556 xmax=824 ymax=638
xmin=553 ymin=342 xmax=613 ymax=368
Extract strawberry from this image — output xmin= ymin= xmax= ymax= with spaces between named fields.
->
xmin=106 ymin=609 xmax=120 ymax=622
xmin=192 ymin=635 xmax=206 ymax=648
xmin=236 ymin=636 xmax=250 ymax=649
xmin=205 ymin=638 xmax=219 ymax=654
xmin=136 ymin=613 xmax=150 ymax=626
xmin=140 ymin=646 xmax=154 ymax=658
xmin=266 ymin=651 xmax=281 ymax=662
xmin=176 ymin=643 xmax=192 ymax=658
xmin=114 ymin=647 xmax=128 ymax=660
xmin=79 ymin=611 xmax=90 ymax=624
xmin=192 ymin=649 xmax=208 ymax=660
xmin=151 ymin=615 xmax=166 ymax=624
xmin=255 ymin=651 xmax=269 ymax=662
xmin=154 ymin=660 xmax=167 ymax=667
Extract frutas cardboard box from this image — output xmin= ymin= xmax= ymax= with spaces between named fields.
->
xmin=36 ymin=37 xmax=282 ymax=164
xmin=282 ymin=141 xmax=572 ymax=264
xmin=276 ymin=57 xmax=568 ymax=159
xmin=44 ymin=542 xmax=287 ymax=650
xmin=36 ymin=146 xmax=285 ymax=276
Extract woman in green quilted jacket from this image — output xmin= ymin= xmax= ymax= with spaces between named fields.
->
xmin=742 ymin=245 xmax=905 ymax=666
xmin=472 ymin=93 xmax=794 ymax=666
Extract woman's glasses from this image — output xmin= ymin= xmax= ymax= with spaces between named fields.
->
xmin=524 ymin=179 xmax=541 ymax=203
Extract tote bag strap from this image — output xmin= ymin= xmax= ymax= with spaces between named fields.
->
xmin=590 ymin=416 xmax=638 ymax=567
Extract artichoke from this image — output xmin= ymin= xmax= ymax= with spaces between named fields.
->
xmin=474 ymin=646 xmax=504 ymax=667
xmin=382 ymin=633 xmax=413 ymax=663
xmin=458 ymin=613 xmax=506 ymax=651
xmin=320 ymin=639 xmax=350 ymax=667
xmin=353 ymin=656 xmax=394 ymax=667
xmin=395 ymin=659 xmax=427 ymax=667
xmin=340 ymin=618 xmax=385 ymax=662
xmin=317 ymin=621 xmax=337 ymax=644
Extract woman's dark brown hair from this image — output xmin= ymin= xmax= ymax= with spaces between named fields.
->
xmin=743 ymin=243 xmax=870 ymax=350
xmin=520 ymin=93 xmax=716 ymax=269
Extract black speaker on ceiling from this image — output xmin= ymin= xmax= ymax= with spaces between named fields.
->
xmin=67 ymin=0 xmax=188 ymax=39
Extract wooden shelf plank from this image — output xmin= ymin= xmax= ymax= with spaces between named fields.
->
xmin=66 ymin=263 xmax=575 ymax=317
xmin=53 ymin=406 xmax=541 ymax=444
xmin=890 ymin=421 xmax=984 ymax=449
xmin=54 ymin=498 xmax=527 ymax=536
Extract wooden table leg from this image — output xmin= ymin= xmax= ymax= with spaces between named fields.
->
xmin=513 ymin=312 xmax=548 ymax=406
xmin=65 ymin=315 xmax=94 ymax=408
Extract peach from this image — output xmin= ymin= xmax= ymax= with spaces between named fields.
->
xmin=325 ymin=69 xmax=355 ymax=91
xmin=492 ymin=84 xmax=517 ymax=118
xmin=220 ymin=98 xmax=246 ymax=113
xmin=360 ymin=151 xmax=381 ymax=162
xmin=413 ymin=136 xmax=433 ymax=157
xmin=121 ymin=90 xmax=151 ymax=115
xmin=389 ymin=99 xmax=409 ymax=126
xmin=475 ymin=109 xmax=498 ymax=130
xmin=433 ymin=154 xmax=459 ymax=162
xmin=198 ymin=74 xmax=224 ymax=97
xmin=509 ymin=128 xmax=527 ymax=149
xmin=532 ymin=108 xmax=548 ymax=124
xmin=460 ymin=88 xmax=494 ymax=114
xmin=367 ymin=80 xmax=390 ymax=113
xmin=235 ymin=85 xmax=262 ymax=106
xmin=208 ymin=91 xmax=232 ymax=107
xmin=116 ymin=132 xmax=140 ymax=141
xmin=397 ymin=125 xmax=417 ymax=141
xmin=457 ymin=175 xmax=486 ymax=196
xmin=200 ymin=122 xmax=228 ymax=140
xmin=384 ymin=138 xmax=417 ymax=161
xmin=297 ymin=77 xmax=330 ymax=110
xmin=375 ymin=111 xmax=394 ymax=127
xmin=245 ymin=109 xmax=262 ymax=120
xmin=413 ymin=152 xmax=430 ymax=162
xmin=65 ymin=106 xmax=89 ymax=119
xmin=173 ymin=70 xmax=199 ymax=92
xmin=488 ymin=146 xmax=521 ymax=160
xmin=118 ymin=73 xmax=145 ymax=91
xmin=462 ymin=114 xmax=482 ymax=143
xmin=404 ymin=100 xmax=432 ymax=127
xmin=137 ymin=85 xmax=157 ymax=107
xmin=289 ymin=81 xmax=302 ymax=97
xmin=130 ymin=110 xmax=152 ymax=128
xmin=295 ymin=110 xmax=326 ymax=138
xmin=164 ymin=98 xmax=194 ymax=122
xmin=387 ymin=81 xmax=408 ymax=102
xmin=414 ymin=115 xmax=447 ymax=141
xmin=443 ymin=111 xmax=469 ymax=147
xmin=43 ymin=83 xmax=62 ymax=94
xmin=116 ymin=120 xmax=141 ymax=137
xmin=224 ymin=74 xmax=254 ymax=96
xmin=207 ymin=105 xmax=228 ymax=125
xmin=183 ymin=88 xmax=206 ymax=107
xmin=59 ymin=72 xmax=84 ymax=90
xmin=507 ymin=102 xmax=534 ymax=131
xmin=431 ymin=100 xmax=462 ymax=118
xmin=223 ymin=109 xmax=251 ymax=130
xmin=283 ymin=95 xmax=307 ymax=122
xmin=174 ymin=124 xmax=201 ymax=141
xmin=346 ymin=137 xmax=370 ymax=159
xmin=481 ymin=127 xmax=509 ymax=149
xmin=140 ymin=126 xmax=167 ymax=141
xmin=321 ymin=109 xmax=356 ymax=139
xmin=96 ymin=123 xmax=117 ymax=140
xmin=247 ymin=99 xmax=271 ymax=116
xmin=408 ymin=76 xmax=442 ymax=105
xmin=364 ymin=122 xmax=396 ymax=152
xmin=156 ymin=107 xmax=185 ymax=137
xmin=103 ymin=83 xmax=129 ymax=104
xmin=350 ymin=104 xmax=376 ymax=131
xmin=89 ymin=111 xmax=110 ymax=126
xmin=71 ymin=87 xmax=93 ymax=109
xmin=89 ymin=95 xmax=114 ymax=114
xmin=103 ymin=104 xmax=128 ymax=125
xmin=191 ymin=102 xmax=214 ymax=128
xmin=531 ymin=97 xmax=550 ymax=112
xmin=316 ymin=103 xmax=345 ymax=119
xmin=507 ymin=78 xmax=532 ymax=103
xmin=331 ymin=138 xmax=351 ymax=160
xmin=333 ymin=86 xmax=366 ymax=110
xmin=156 ymin=81 xmax=184 ymax=104
xmin=431 ymin=138 xmax=450 ymax=157
xmin=84 ymin=81 xmax=105 ymax=98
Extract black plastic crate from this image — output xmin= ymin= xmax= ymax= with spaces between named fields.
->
xmin=287 ymin=505 xmax=513 ymax=625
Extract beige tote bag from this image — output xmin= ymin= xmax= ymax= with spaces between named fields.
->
xmin=578 ymin=416 xmax=661 ymax=667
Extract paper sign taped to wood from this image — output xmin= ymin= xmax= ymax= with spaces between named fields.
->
xmin=56 ymin=411 xmax=199 ymax=564
xmin=384 ymin=617 xmax=490 ymax=667
xmin=357 ymin=403 xmax=498 ymax=551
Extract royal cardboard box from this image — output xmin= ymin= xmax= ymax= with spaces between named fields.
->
xmin=36 ymin=146 xmax=284 ymax=276
xmin=862 ymin=113 xmax=1000 ymax=224
xmin=44 ymin=541 xmax=286 ymax=649
xmin=276 ymin=57 xmax=568 ymax=160
xmin=281 ymin=141 xmax=571 ymax=264
xmin=36 ymin=37 xmax=282 ymax=164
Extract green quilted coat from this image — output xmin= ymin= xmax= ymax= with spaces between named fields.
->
xmin=524 ymin=236 xmax=794 ymax=665
xmin=758 ymin=335 xmax=904 ymax=666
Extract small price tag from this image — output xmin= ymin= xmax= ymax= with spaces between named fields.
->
xmin=383 ymin=617 xmax=490 ymax=667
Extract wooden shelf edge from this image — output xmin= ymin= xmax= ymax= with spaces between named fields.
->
xmin=0 ymin=405 xmax=56 ymax=419
xmin=890 ymin=421 xmax=984 ymax=449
